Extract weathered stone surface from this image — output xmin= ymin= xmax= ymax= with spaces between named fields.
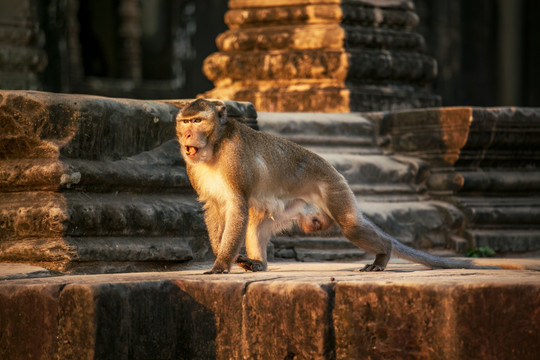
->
xmin=174 ymin=280 xmax=245 ymax=360
xmin=244 ymin=281 xmax=333 ymax=359
xmin=203 ymin=0 xmax=440 ymax=112
xmin=373 ymin=107 xmax=473 ymax=165
xmin=1 ymin=262 xmax=540 ymax=359
xmin=225 ymin=1 xmax=419 ymax=29
xmin=258 ymin=112 xmax=462 ymax=257
xmin=0 ymin=284 xmax=62 ymax=360
xmin=459 ymin=108 xmax=540 ymax=167
xmin=205 ymin=49 xmax=436 ymax=85
xmin=334 ymin=277 xmax=540 ymax=360
xmin=371 ymin=106 xmax=540 ymax=254
xmin=0 ymin=90 xmax=256 ymax=272
xmin=2 ymin=89 xmax=539 ymax=271
xmin=0 ymin=263 xmax=51 ymax=280
xmin=335 ymin=283 xmax=453 ymax=359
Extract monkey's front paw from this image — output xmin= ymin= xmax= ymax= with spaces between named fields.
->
xmin=203 ymin=269 xmax=228 ymax=274
xmin=203 ymin=263 xmax=229 ymax=274
xmin=235 ymin=255 xmax=265 ymax=272
xmin=358 ymin=264 xmax=385 ymax=272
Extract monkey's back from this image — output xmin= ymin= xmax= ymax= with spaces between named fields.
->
xmin=226 ymin=120 xmax=347 ymax=197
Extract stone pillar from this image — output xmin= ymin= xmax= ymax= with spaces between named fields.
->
xmin=119 ymin=0 xmax=142 ymax=80
xmin=202 ymin=0 xmax=441 ymax=112
xmin=0 ymin=0 xmax=47 ymax=89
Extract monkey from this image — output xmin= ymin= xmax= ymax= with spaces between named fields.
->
xmin=176 ymin=99 xmax=494 ymax=274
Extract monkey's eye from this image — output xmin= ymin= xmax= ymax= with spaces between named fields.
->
xmin=182 ymin=120 xmax=190 ymax=124
xmin=193 ymin=118 xmax=202 ymax=123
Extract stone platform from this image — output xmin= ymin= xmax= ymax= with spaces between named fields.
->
xmin=1 ymin=260 xmax=539 ymax=360
xmin=2 ymin=90 xmax=540 ymax=273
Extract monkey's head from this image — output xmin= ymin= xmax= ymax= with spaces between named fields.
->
xmin=176 ymin=99 xmax=227 ymax=163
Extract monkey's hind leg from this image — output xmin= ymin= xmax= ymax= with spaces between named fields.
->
xmin=325 ymin=188 xmax=393 ymax=271
xmin=235 ymin=254 xmax=265 ymax=272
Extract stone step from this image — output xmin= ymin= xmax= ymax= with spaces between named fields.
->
xmin=358 ymin=200 xmax=463 ymax=247
xmin=272 ymin=237 xmax=366 ymax=261
xmin=429 ymin=169 xmax=540 ymax=193
xmin=465 ymin=229 xmax=540 ymax=253
xmin=0 ymin=90 xmax=256 ymax=161
xmin=322 ymin=153 xmax=428 ymax=188
xmin=285 ymin=134 xmax=375 ymax=148
xmin=295 ymin=247 xmax=366 ymax=262
xmin=456 ymin=197 xmax=540 ymax=226
xmin=0 ymin=192 xmax=205 ymax=239
xmin=349 ymin=183 xmax=427 ymax=197
xmin=1 ymin=263 xmax=539 ymax=359
xmin=258 ymin=111 xmax=430 ymax=194
xmin=0 ymin=236 xmax=199 ymax=272
xmin=273 ymin=200 xmax=464 ymax=260
xmin=0 ymin=152 xmax=191 ymax=193
xmin=257 ymin=112 xmax=377 ymax=147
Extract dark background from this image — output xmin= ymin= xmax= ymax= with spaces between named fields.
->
xmin=34 ymin=0 xmax=539 ymax=107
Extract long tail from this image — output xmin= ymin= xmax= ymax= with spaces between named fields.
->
xmin=391 ymin=240 xmax=500 ymax=269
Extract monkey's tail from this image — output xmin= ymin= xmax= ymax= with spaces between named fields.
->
xmin=391 ymin=240 xmax=500 ymax=270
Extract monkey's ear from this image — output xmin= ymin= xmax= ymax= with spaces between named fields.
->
xmin=217 ymin=104 xmax=227 ymax=125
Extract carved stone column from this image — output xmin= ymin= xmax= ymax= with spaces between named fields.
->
xmin=0 ymin=0 xmax=47 ymax=89
xmin=119 ymin=0 xmax=142 ymax=80
xmin=203 ymin=0 xmax=441 ymax=112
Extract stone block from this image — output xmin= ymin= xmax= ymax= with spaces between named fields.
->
xmin=0 ymin=90 xmax=255 ymax=272
xmin=0 ymin=277 xmax=247 ymax=360
xmin=466 ymin=229 xmax=540 ymax=253
xmin=452 ymin=284 xmax=540 ymax=359
xmin=0 ymin=284 xmax=62 ymax=359
xmin=459 ymin=108 xmax=540 ymax=167
xmin=374 ymin=107 xmax=473 ymax=165
xmin=374 ymin=106 xmax=540 ymax=254
xmin=243 ymin=281 xmax=333 ymax=359
xmin=86 ymin=281 xmax=221 ymax=360
xmin=335 ymin=283 xmax=452 ymax=359
xmin=334 ymin=280 xmax=540 ymax=360
xmin=1 ymin=265 xmax=540 ymax=359
xmin=55 ymin=284 xmax=97 ymax=359
xmin=174 ymin=280 xmax=245 ymax=360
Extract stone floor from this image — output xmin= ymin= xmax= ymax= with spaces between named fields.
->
xmin=1 ymin=259 xmax=539 ymax=359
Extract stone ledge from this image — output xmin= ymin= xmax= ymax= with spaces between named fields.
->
xmin=0 ymin=261 xmax=539 ymax=359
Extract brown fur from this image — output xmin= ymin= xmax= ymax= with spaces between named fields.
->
xmin=177 ymin=99 xmax=492 ymax=274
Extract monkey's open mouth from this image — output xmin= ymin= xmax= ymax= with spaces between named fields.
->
xmin=185 ymin=145 xmax=199 ymax=156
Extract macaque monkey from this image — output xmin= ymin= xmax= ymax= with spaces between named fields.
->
xmin=176 ymin=99 xmax=488 ymax=274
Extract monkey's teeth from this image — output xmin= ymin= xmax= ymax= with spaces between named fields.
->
xmin=185 ymin=146 xmax=199 ymax=156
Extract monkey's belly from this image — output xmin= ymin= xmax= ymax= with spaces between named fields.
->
xmin=248 ymin=195 xmax=290 ymax=218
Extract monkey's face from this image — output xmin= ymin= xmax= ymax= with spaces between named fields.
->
xmin=176 ymin=99 xmax=227 ymax=163
xmin=176 ymin=109 xmax=219 ymax=163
